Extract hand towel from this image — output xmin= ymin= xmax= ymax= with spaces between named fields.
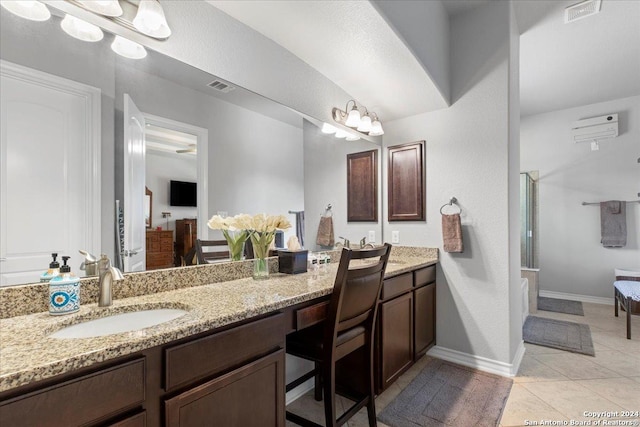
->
xmin=316 ymin=216 xmax=335 ymax=247
xmin=600 ymin=201 xmax=626 ymax=247
xmin=295 ymin=211 xmax=305 ymax=247
xmin=442 ymin=213 xmax=463 ymax=253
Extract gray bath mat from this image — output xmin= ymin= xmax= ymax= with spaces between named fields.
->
xmin=378 ymin=357 xmax=513 ymax=427
xmin=523 ymin=316 xmax=595 ymax=356
xmin=538 ymin=296 xmax=584 ymax=316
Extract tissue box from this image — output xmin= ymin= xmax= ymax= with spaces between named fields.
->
xmin=278 ymin=250 xmax=308 ymax=274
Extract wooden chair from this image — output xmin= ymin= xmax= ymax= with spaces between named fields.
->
xmin=286 ymin=243 xmax=392 ymax=427
xmin=194 ymin=239 xmax=230 ymax=264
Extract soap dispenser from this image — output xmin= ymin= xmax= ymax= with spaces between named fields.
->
xmin=49 ymin=256 xmax=80 ymax=316
xmin=40 ymin=253 xmax=61 ymax=283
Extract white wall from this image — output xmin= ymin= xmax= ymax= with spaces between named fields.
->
xmin=116 ymin=63 xmax=304 ymax=243
xmin=145 ymin=152 xmax=198 ymax=231
xmin=381 ymin=2 xmax=521 ymax=369
xmin=303 ymin=120 xmax=382 ymax=251
xmin=372 ymin=0 xmax=450 ymax=104
xmin=520 ymin=95 xmax=640 ymax=300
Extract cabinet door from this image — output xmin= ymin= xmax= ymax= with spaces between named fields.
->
xmin=379 ymin=292 xmax=414 ymax=391
xmin=165 ymin=350 xmax=285 ymax=427
xmin=414 ymin=283 xmax=436 ymax=358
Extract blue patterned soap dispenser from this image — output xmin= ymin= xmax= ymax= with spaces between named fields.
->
xmin=49 ymin=256 xmax=80 ymax=316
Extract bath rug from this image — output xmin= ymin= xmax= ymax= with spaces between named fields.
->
xmin=378 ymin=357 xmax=513 ymax=427
xmin=523 ymin=316 xmax=595 ymax=356
xmin=538 ymin=296 xmax=584 ymax=316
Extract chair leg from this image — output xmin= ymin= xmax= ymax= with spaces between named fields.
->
xmin=323 ymin=363 xmax=337 ymax=427
xmin=366 ymin=344 xmax=377 ymax=427
xmin=314 ymin=361 xmax=322 ymax=401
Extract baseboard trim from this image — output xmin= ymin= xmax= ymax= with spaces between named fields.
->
xmin=427 ymin=341 xmax=526 ymax=377
xmin=285 ymin=378 xmax=314 ymax=405
xmin=539 ymin=290 xmax=613 ymax=306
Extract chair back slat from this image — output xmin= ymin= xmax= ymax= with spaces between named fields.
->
xmin=196 ymin=239 xmax=230 ymax=264
xmin=324 ymin=244 xmax=392 ymax=357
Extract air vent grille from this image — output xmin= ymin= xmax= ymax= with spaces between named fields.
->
xmin=207 ymin=80 xmax=235 ymax=93
xmin=565 ymin=0 xmax=602 ymax=23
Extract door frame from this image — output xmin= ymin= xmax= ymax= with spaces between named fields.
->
xmin=142 ymin=113 xmax=209 ymax=239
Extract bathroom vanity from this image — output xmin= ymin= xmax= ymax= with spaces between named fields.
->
xmin=0 ymin=248 xmax=437 ymax=426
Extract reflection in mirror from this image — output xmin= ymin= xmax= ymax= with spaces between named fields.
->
xmin=145 ymin=187 xmax=152 ymax=229
xmin=0 ymin=5 xmax=382 ymax=287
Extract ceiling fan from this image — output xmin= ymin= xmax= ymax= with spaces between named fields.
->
xmin=176 ymin=144 xmax=197 ymax=154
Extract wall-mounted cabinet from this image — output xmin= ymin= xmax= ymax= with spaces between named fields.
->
xmin=387 ymin=141 xmax=425 ymax=221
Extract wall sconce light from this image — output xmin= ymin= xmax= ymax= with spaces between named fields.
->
xmin=332 ymin=100 xmax=384 ymax=137
xmin=1 ymin=1 xmax=51 ymax=21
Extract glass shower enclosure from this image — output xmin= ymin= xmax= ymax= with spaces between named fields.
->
xmin=520 ymin=172 xmax=536 ymax=268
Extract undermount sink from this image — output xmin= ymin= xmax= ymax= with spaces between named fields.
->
xmin=49 ymin=308 xmax=189 ymax=339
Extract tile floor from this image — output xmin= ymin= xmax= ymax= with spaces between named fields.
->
xmin=286 ymin=302 xmax=640 ymax=427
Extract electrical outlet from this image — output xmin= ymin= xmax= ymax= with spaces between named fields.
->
xmin=392 ymin=231 xmax=400 ymax=244
xmin=368 ymin=230 xmax=376 ymax=243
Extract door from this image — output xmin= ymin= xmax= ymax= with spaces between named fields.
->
xmin=414 ymin=283 xmax=436 ymax=358
xmin=0 ymin=61 xmax=101 ymax=285
xmin=123 ymin=94 xmax=146 ymax=272
xmin=378 ymin=292 xmax=414 ymax=391
xmin=165 ymin=350 xmax=285 ymax=427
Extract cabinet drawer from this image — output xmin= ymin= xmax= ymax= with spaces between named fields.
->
xmin=108 ymin=411 xmax=146 ymax=427
xmin=165 ymin=313 xmax=285 ymax=391
xmin=0 ymin=358 xmax=145 ymax=427
xmin=147 ymin=252 xmax=173 ymax=264
xmin=295 ymin=301 xmax=329 ymax=330
xmin=382 ymin=272 xmax=413 ymax=300
xmin=161 ymin=239 xmax=174 ymax=252
xmin=414 ymin=265 xmax=435 ymax=287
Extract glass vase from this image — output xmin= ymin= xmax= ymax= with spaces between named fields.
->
xmin=253 ymin=256 xmax=269 ymax=280
xmin=223 ymin=229 xmax=248 ymax=261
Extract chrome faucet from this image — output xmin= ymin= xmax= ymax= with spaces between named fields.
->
xmin=98 ymin=254 xmax=124 ymax=307
xmin=360 ymin=237 xmax=376 ymax=249
xmin=337 ymin=236 xmax=350 ymax=249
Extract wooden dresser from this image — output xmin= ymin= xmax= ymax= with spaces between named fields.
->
xmin=146 ymin=230 xmax=174 ymax=270
xmin=175 ymin=219 xmax=197 ymax=266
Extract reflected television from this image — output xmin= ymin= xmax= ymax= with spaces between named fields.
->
xmin=170 ymin=180 xmax=197 ymax=207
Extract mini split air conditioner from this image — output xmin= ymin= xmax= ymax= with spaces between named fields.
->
xmin=571 ymin=113 xmax=618 ymax=143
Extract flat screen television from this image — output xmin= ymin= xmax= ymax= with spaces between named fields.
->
xmin=170 ymin=180 xmax=197 ymax=207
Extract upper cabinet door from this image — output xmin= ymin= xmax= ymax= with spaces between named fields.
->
xmin=387 ymin=141 xmax=425 ymax=222
xmin=0 ymin=61 xmax=101 ymax=286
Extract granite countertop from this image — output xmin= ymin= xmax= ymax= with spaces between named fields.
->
xmin=0 ymin=252 xmax=437 ymax=393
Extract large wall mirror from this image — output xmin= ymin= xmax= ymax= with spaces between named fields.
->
xmin=0 ymin=6 xmax=381 ymax=286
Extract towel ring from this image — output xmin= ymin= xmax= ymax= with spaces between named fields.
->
xmin=440 ymin=197 xmax=462 ymax=215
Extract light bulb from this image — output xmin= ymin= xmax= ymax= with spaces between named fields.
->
xmin=321 ymin=123 xmax=338 ymax=134
xmin=345 ymin=108 xmax=361 ymax=127
xmin=357 ymin=115 xmax=372 ymax=133
xmin=133 ymin=0 xmax=172 ymax=38
xmin=61 ymin=14 xmax=104 ymax=42
xmin=335 ymin=130 xmax=349 ymax=139
xmin=345 ymin=135 xmax=360 ymax=141
xmin=369 ymin=119 xmax=384 ymax=136
xmin=111 ymin=36 xmax=147 ymax=59
xmin=1 ymin=1 xmax=50 ymax=21
xmin=78 ymin=0 xmax=123 ymax=17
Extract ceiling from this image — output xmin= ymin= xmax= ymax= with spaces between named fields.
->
xmin=206 ymin=0 xmax=640 ymax=121
xmin=207 ymin=0 xmax=448 ymax=121
xmin=516 ymin=0 xmax=640 ymax=117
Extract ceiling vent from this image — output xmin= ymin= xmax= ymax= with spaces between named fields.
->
xmin=207 ymin=80 xmax=235 ymax=93
xmin=564 ymin=0 xmax=602 ymax=23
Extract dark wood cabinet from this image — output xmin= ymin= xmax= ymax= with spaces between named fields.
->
xmin=387 ymin=141 xmax=425 ymax=221
xmin=165 ymin=350 xmax=285 ymax=427
xmin=175 ymin=219 xmax=197 ymax=266
xmin=379 ymin=292 xmax=414 ymax=390
xmin=346 ymin=149 xmax=378 ymax=222
xmin=377 ymin=265 xmax=436 ymax=393
xmin=414 ymin=283 xmax=436 ymax=358
xmin=146 ymin=230 xmax=174 ymax=270
xmin=0 ymin=359 xmax=145 ymax=427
